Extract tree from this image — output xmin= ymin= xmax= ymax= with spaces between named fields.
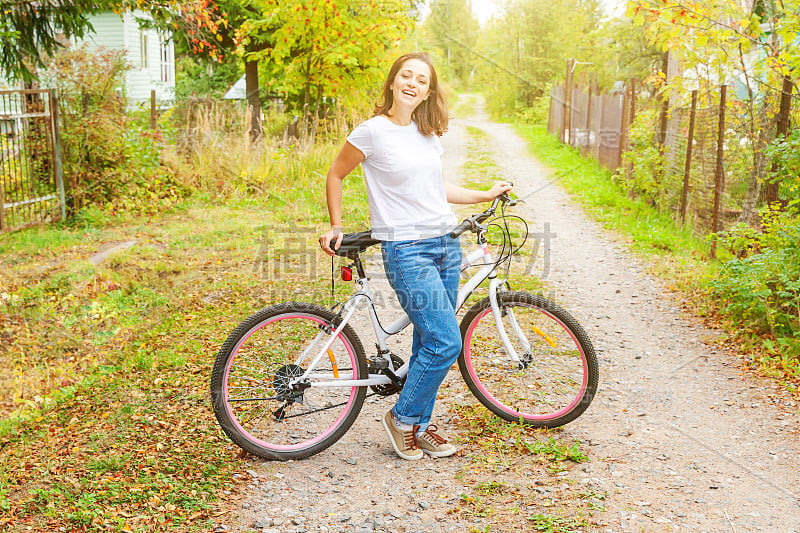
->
xmin=0 ymin=0 xmax=229 ymax=84
xmin=630 ymin=0 xmax=800 ymax=222
xmin=0 ymin=0 xmax=112 ymax=83
xmin=146 ymin=0 xmax=269 ymax=140
xmin=422 ymin=0 xmax=480 ymax=82
xmin=238 ymin=0 xmax=418 ymax=138
xmin=473 ymin=0 xmax=606 ymax=116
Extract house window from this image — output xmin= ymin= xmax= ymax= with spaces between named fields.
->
xmin=159 ymin=34 xmax=173 ymax=83
xmin=140 ymin=30 xmax=148 ymax=69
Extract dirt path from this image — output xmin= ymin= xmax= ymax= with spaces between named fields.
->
xmin=227 ymin=96 xmax=800 ymax=533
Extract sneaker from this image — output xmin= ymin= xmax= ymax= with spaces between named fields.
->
xmin=418 ymin=425 xmax=457 ymax=458
xmin=382 ymin=411 xmax=423 ymax=461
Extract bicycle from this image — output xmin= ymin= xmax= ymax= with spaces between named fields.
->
xmin=210 ymin=193 xmax=598 ymax=460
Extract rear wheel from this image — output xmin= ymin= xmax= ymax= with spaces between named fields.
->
xmin=211 ymin=302 xmax=367 ymax=460
xmin=458 ymin=291 xmax=598 ymax=427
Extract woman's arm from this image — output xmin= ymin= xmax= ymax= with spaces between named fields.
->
xmin=445 ymin=180 xmax=513 ymax=204
xmin=320 ymin=141 xmax=365 ymax=256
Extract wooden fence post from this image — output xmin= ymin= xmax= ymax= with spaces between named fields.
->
xmin=710 ymin=84 xmax=727 ymax=258
xmin=562 ymin=58 xmax=574 ymax=144
xmin=624 ymin=78 xmax=637 ymax=184
xmin=618 ymin=82 xmax=631 ymax=172
xmin=680 ymin=90 xmax=698 ymax=225
xmin=597 ymin=90 xmax=606 ymax=160
xmin=583 ymin=80 xmax=593 ymax=155
xmin=150 ymin=89 xmax=157 ymax=129
xmin=50 ymin=89 xmax=66 ymax=222
xmin=548 ymin=82 xmax=556 ymax=137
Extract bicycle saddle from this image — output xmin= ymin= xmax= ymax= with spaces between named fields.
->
xmin=334 ymin=230 xmax=381 ymax=258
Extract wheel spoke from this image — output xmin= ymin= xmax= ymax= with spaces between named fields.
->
xmin=211 ymin=305 xmax=367 ymax=460
xmin=460 ymin=293 xmax=597 ymax=427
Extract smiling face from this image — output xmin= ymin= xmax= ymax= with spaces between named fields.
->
xmin=375 ymin=53 xmax=446 ymax=135
xmin=389 ymin=58 xmax=432 ymax=114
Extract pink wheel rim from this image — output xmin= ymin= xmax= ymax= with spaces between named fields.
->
xmin=223 ymin=313 xmax=358 ymax=451
xmin=463 ymin=306 xmax=588 ymax=421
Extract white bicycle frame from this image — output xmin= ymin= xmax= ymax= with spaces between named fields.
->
xmin=292 ymin=240 xmax=531 ymax=389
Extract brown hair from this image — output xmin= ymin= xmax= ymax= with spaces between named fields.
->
xmin=373 ymin=52 xmax=449 ymax=136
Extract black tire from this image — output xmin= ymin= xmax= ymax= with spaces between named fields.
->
xmin=210 ymin=302 xmax=368 ymax=460
xmin=458 ymin=291 xmax=598 ymax=427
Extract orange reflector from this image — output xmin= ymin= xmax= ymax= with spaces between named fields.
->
xmin=531 ymin=326 xmax=557 ymax=347
xmin=328 ymin=349 xmax=339 ymax=378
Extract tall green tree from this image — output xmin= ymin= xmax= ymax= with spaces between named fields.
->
xmin=422 ymin=0 xmax=480 ymax=82
xmin=473 ymin=0 xmax=606 ymax=116
xmin=238 ymin=0 xmax=418 ymax=135
xmin=0 ymin=0 xmax=230 ymax=83
xmin=0 ymin=0 xmax=111 ymax=83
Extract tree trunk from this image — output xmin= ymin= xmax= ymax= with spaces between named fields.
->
xmin=765 ymin=74 xmax=794 ymax=206
xmin=664 ymin=50 xmax=683 ymax=167
xmin=656 ymin=52 xmax=669 ymax=147
xmin=245 ymin=59 xmax=262 ymax=142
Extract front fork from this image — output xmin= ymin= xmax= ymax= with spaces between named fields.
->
xmin=488 ymin=279 xmax=533 ymax=369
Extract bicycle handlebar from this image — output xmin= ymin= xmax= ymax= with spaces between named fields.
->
xmin=449 ymin=189 xmax=515 ymax=239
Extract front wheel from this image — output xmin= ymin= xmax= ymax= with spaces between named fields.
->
xmin=458 ymin=291 xmax=598 ymax=427
xmin=210 ymin=302 xmax=368 ymax=460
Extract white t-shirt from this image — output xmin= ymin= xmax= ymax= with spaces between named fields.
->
xmin=346 ymin=115 xmax=457 ymax=241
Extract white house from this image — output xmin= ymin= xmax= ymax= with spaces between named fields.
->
xmin=75 ymin=10 xmax=176 ymax=104
xmin=0 ymin=10 xmax=175 ymax=104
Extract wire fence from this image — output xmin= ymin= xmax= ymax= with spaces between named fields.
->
xmin=546 ymin=66 xmax=765 ymax=249
xmin=0 ymin=89 xmax=65 ymax=233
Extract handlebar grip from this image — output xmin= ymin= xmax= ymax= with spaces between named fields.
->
xmin=449 ymin=219 xmax=473 ymax=238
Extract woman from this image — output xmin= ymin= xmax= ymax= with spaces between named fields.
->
xmin=320 ymin=52 xmax=511 ymax=460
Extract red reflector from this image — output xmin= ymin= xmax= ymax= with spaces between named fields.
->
xmin=340 ymin=266 xmax=353 ymax=281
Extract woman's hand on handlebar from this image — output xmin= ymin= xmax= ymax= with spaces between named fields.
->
xmin=319 ymin=226 xmax=343 ymax=256
xmin=486 ymin=181 xmax=513 ymax=201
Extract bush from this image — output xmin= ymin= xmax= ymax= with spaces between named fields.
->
xmin=712 ymin=208 xmax=800 ymax=357
xmin=515 ymin=96 xmax=550 ymax=125
xmin=43 ymin=45 xmax=187 ymax=215
xmin=765 ymin=129 xmax=800 ymax=209
xmin=620 ymin=109 xmax=677 ymax=209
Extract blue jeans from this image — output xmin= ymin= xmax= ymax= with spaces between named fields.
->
xmin=381 ymin=234 xmax=462 ymax=432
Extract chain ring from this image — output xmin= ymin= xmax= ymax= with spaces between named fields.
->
xmin=368 ymin=354 xmax=405 ymax=396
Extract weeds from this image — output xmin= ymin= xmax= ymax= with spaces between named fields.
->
xmin=528 ymin=512 xmax=588 ymax=532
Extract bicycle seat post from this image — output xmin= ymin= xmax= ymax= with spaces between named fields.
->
xmin=349 ymin=253 xmax=367 ymax=279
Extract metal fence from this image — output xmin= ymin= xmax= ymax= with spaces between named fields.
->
xmin=0 ymin=89 xmax=65 ymax=233
xmin=547 ymin=82 xmax=626 ymax=172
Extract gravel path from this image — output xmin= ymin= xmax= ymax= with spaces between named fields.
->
xmin=224 ymin=96 xmax=800 ymax=533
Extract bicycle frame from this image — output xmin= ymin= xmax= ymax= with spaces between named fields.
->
xmin=294 ymin=239 xmax=531 ymax=389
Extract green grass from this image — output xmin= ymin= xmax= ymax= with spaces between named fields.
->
xmin=528 ymin=512 xmax=588 ymax=532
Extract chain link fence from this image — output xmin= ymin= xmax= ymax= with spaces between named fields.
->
xmin=547 ymin=74 xmax=763 ymax=247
